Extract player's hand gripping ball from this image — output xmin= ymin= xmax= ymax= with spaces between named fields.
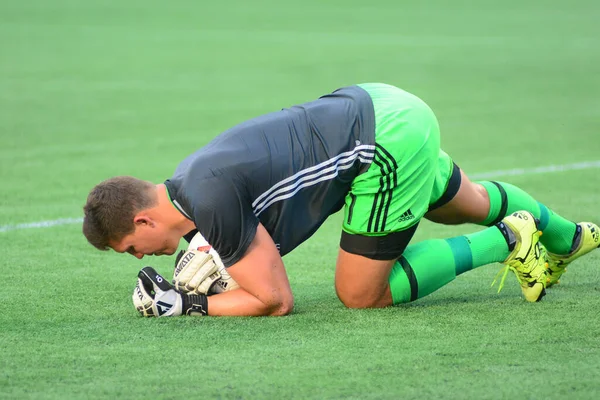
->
xmin=172 ymin=249 xmax=221 ymax=294
xmin=172 ymin=232 xmax=240 ymax=295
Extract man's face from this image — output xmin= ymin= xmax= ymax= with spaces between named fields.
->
xmin=110 ymin=218 xmax=180 ymax=259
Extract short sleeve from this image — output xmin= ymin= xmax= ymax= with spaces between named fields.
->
xmin=185 ymin=175 xmax=259 ymax=267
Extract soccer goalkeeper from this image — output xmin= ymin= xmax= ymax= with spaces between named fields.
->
xmin=82 ymin=83 xmax=599 ymax=317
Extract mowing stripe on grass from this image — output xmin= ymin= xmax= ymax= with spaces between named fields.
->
xmin=1 ymin=160 xmax=599 ymax=233
xmin=0 ymin=217 xmax=83 ymax=233
xmin=468 ymin=160 xmax=600 ymax=180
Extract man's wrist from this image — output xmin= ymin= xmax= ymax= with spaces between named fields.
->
xmin=182 ymin=293 xmax=209 ymax=316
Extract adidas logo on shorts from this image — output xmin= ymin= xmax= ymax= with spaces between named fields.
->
xmin=398 ymin=209 xmax=415 ymax=222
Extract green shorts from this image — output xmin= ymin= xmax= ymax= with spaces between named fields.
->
xmin=340 ymin=83 xmax=461 ymax=259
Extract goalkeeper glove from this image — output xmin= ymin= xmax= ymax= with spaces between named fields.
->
xmin=172 ymin=249 xmax=221 ymax=294
xmin=132 ymin=266 xmax=208 ymax=317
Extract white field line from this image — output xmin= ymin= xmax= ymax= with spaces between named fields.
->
xmin=468 ymin=160 xmax=600 ymax=180
xmin=1 ymin=160 xmax=599 ymax=233
xmin=0 ymin=217 xmax=84 ymax=233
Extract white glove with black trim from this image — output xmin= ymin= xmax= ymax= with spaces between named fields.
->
xmin=184 ymin=232 xmax=240 ymax=295
xmin=132 ymin=266 xmax=208 ymax=317
xmin=172 ymin=249 xmax=222 ymax=295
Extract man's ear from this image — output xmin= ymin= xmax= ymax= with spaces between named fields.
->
xmin=133 ymin=214 xmax=154 ymax=227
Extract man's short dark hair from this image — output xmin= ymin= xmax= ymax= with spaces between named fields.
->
xmin=83 ymin=176 xmax=156 ymax=250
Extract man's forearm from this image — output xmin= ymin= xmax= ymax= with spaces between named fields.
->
xmin=206 ymin=288 xmax=292 ymax=316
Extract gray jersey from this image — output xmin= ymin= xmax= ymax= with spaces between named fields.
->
xmin=165 ymin=85 xmax=375 ymax=267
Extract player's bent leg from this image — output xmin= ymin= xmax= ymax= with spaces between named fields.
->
xmin=336 ymin=225 xmax=419 ymax=308
xmin=388 ymin=211 xmax=547 ymax=304
xmin=426 ymin=164 xmax=595 ymax=287
xmin=474 ymin=180 xmax=577 ymax=255
xmin=334 ymin=251 xmax=395 ymax=308
xmin=426 ymin=167 xmax=578 ymax=251
xmin=425 ymin=168 xmax=490 ymax=225
xmin=336 ymin=211 xmax=547 ymax=306
xmin=335 ymin=232 xmax=484 ymax=308
xmin=475 ymin=181 xmax=599 ymax=286
xmin=336 ymin=221 xmax=514 ymax=306
xmin=388 ymin=222 xmax=512 ymax=304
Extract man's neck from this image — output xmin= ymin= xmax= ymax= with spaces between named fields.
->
xmin=155 ymin=184 xmax=196 ymax=235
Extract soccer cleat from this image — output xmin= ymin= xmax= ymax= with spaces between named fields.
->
xmin=545 ymin=222 xmax=600 ymax=287
xmin=491 ymin=211 xmax=548 ymax=302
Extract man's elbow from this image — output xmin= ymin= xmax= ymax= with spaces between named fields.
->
xmin=266 ymin=295 xmax=294 ymax=316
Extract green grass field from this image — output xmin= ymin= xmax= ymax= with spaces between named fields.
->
xmin=1 ymin=1 xmax=599 ymax=399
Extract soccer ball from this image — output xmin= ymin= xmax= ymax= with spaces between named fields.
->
xmin=187 ymin=232 xmax=240 ymax=294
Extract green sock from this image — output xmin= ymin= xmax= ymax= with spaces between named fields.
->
xmin=478 ymin=181 xmax=577 ymax=254
xmin=389 ymin=225 xmax=509 ymax=304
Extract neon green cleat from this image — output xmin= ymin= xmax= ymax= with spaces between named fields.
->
xmin=491 ymin=211 xmax=547 ymax=302
xmin=545 ymin=222 xmax=600 ymax=287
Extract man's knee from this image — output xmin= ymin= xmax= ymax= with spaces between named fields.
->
xmin=470 ymin=182 xmax=491 ymax=222
xmin=426 ymin=179 xmax=491 ymax=225
xmin=334 ymin=249 xmax=395 ymax=309
xmin=335 ymin=281 xmax=391 ymax=309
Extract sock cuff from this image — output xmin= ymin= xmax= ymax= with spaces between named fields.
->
xmin=537 ymin=202 xmax=550 ymax=231
xmin=495 ymin=221 xmax=516 ymax=251
xmin=478 ymin=181 xmax=507 ymax=226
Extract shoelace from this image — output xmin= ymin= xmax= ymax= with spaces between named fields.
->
xmin=491 ymin=258 xmax=539 ymax=293
xmin=490 ymin=265 xmax=514 ymax=293
xmin=491 ymin=228 xmax=547 ymax=293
